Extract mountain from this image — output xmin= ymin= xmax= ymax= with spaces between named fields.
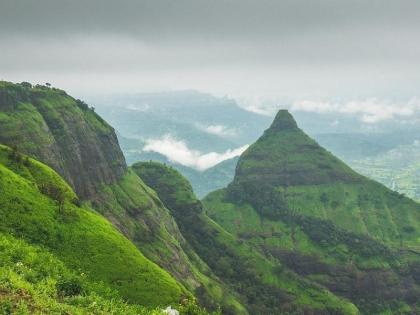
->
xmin=203 ymin=110 xmax=420 ymax=314
xmin=2 ymin=81 xmax=419 ymax=314
xmin=0 ymin=81 xmax=223 ymax=313
xmin=133 ymin=161 xmax=360 ymax=315
xmin=0 ymin=81 xmax=126 ymax=199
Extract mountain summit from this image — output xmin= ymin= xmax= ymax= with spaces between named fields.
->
xmin=267 ymin=109 xmax=298 ymax=131
xmin=232 ymin=109 xmax=360 ymax=190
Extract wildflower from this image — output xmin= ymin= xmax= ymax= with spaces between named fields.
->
xmin=163 ymin=306 xmax=179 ymax=315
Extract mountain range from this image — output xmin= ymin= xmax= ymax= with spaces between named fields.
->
xmin=90 ymin=91 xmax=420 ymax=201
xmin=0 ymin=81 xmax=419 ymax=314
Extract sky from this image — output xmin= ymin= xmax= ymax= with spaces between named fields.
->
xmin=1 ymin=0 xmax=420 ymax=103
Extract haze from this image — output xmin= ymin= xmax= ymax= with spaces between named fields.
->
xmin=1 ymin=0 xmax=420 ymax=104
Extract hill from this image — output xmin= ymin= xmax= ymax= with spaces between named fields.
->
xmin=0 ymin=81 xmax=235 ymax=312
xmin=204 ymin=110 xmax=420 ymax=314
xmin=0 ymin=144 xmax=185 ymax=309
xmin=133 ymin=161 xmax=360 ymax=315
xmin=0 ymin=81 xmax=126 ymax=199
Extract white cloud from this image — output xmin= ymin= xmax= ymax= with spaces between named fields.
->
xmin=291 ymin=98 xmax=420 ymax=123
xmin=143 ymin=134 xmax=248 ymax=170
xmin=200 ymin=124 xmax=237 ymax=138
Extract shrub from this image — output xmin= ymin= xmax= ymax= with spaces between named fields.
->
xmin=56 ymin=275 xmax=84 ymax=297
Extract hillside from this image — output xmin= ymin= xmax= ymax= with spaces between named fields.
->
xmin=0 ymin=145 xmax=185 ymax=310
xmin=133 ymin=161 xmax=360 ymax=315
xmin=0 ymin=81 xmax=126 ymax=199
xmin=0 ymin=81 xmax=240 ymax=313
xmin=204 ymin=110 xmax=420 ymax=314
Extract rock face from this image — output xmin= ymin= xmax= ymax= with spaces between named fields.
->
xmin=0 ymin=81 xmax=126 ymax=198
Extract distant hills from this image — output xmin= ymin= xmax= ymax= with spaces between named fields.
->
xmin=90 ymin=91 xmax=420 ymax=200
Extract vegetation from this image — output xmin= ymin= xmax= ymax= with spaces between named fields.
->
xmin=0 ymin=145 xmax=186 ymax=307
xmin=0 ymin=80 xmax=127 ymax=199
xmin=1 ymin=81 xmax=419 ymax=314
xmin=133 ymin=161 xmax=359 ymax=315
xmin=204 ymin=111 xmax=420 ymax=314
xmin=0 ymin=234 xmax=167 ymax=314
xmin=0 ymin=81 xmax=221 ymax=314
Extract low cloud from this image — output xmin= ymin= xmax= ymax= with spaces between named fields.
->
xmin=291 ymin=98 xmax=420 ymax=123
xmin=200 ymin=124 xmax=237 ymax=138
xmin=143 ymin=134 xmax=248 ymax=170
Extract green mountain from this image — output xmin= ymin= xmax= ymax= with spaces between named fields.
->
xmin=204 ymin=110 xmax=420 ymax=314
xmin=0 ymin=81 xmax=126 ymax=199
xmin=2 ymin=81 xmax=420 ymax=314
xmin=133 ymin=161 xmax=360 ymax=315
xmin=0 ymin=81 xmax=221 ymax=313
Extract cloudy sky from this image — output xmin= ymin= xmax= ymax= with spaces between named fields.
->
xmin=1 ymin=0 xmax=420 ymax=102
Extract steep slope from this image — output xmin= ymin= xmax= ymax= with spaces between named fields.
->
xmin=0 ymin=145 xmax=184 ymax=307
xmin=0 ymin=234 xmax=171 ymax=314
xmin=204 ymin=110 xmax=420 ymax=314
xmin=0 ymin=81 xmax=221 ymax=301
xmin=0 ymin=81 xmax=126 ymax=199
xmin=133 ymin=161 xmax=360 ymax=315
xmin=229 ymin=110 xmax=420 ymax=246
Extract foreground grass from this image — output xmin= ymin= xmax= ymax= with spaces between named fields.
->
xmin=0 ymin=145 xmax=185 ymax=307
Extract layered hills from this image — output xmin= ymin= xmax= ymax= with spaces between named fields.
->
xmin=204 ymin=110 xmax=420 ymax=314
xmin=1 ymin=81 xmax=419 ymax=314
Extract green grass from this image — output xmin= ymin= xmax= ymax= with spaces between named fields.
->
xmin=0 ymin=233 xmax=167 ymax=315
xmin=0 ymin=145 xmax=185 ymax=307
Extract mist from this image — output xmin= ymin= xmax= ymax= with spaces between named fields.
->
xmin=1 ymin=0 xmax=419 ymax=103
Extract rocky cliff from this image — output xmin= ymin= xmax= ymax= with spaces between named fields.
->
xmin=0 ymin=81 xmax=126 ymax=199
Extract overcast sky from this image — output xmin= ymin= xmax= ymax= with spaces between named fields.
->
xmin=1 ymin=0 xmax=420 ymax=102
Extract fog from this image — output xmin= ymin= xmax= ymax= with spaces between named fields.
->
xmin=1 ymin=0 xmax=419 ymax=103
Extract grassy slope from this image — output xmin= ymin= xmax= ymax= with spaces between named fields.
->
xmin=0 ymin=145 xmax=185 ymax=307
xmin=91 ymin=169 xmax=214 ymax=294
xmin=0 ymin=234 xmax=167 ymax=315
xmin=204 ymin=111 xmax=420 ymax=314
xmin=133 ymin=161 xmax=359 ymax=315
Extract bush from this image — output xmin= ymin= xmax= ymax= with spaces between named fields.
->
xmin=56 ymin=275 xmax=84 ymax=297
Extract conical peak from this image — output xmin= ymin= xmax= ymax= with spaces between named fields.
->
xmin=269 ymin=110 xmax=298 ymax=131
